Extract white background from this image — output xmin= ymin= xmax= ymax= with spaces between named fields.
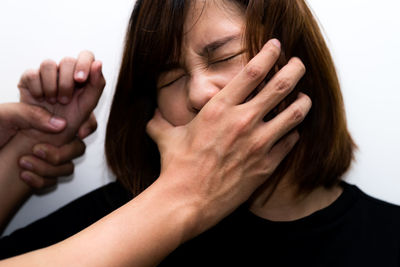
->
xmin=0 ymin=0 xmax=399 ymax=236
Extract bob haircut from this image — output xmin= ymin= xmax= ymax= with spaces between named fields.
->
xmin=105 ymin=0 xmax=356 ymax=196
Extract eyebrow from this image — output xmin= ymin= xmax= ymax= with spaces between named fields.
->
xmin=200 ymin=34 xmax=241 ymax=57
xmin=160 ymin=62 xmax=182 ymax=73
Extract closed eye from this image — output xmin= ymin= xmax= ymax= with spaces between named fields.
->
xmin=158 ymin=74 xmax=185 ymax=89
xmin=209 ymin=51 xmax=245 ymax=66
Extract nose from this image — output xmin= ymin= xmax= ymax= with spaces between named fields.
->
xmin=187 ymin=73 xmax=222 ymax=112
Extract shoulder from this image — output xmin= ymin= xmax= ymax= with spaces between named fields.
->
xmin=343 ymin=181 xmax=400 ymax=225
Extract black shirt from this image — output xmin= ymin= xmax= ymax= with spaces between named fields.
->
xmin=1 ymin=181 xmax=400 ymax=266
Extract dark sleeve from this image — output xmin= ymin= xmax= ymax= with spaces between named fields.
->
xmin=0 ymin=181 xmax=132 ymax=260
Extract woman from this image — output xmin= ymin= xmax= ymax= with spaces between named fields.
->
xmin=1 ymin=0 xmax=400 ymax=266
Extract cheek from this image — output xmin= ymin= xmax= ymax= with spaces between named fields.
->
xmin=157 ymin=86 xmax=193 ymax=126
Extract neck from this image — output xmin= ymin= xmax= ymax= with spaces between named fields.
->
xmin=247 ymin=173 xmax=343 ymax=222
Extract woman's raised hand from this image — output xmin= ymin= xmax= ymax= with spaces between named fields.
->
xmin=18 ymin=50 xmax=104 ymax=143
xmin=146 ymin=39 xmax=312 ymax=239
xmin=16 ymin=51 xmax=104 ymax=189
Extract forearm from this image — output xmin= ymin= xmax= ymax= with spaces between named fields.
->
xmin=0 ymin=119 xmax=92 ymax=233
xmin=0 ymin=134 xmax=36 ymax=233
xmin=1 ymin=177 xmax=198 ymax=267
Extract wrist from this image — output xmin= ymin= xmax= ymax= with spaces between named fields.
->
xmin=48 ymin=175 xmax=206 ymax=267
xmin=152 ymin=173 xmax=209 ymax=243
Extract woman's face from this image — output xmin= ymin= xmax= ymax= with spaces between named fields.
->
xmin=157 ymin=1 xmax=246 ymax=126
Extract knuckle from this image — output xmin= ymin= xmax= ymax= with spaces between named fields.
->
xmin=80 ymin=50 xmax=95 ymax=59
xmin=290 ymin=103 xmax=305 ymax=123
xmin=40 ymin=59 xmax=57 ymax=70
xmin=51 ymin=153 xmax=61 ymax=165
xmin=232 ymin=112 xmax=254 ymax=133
xmin=255 ymin=164 xmax=274 ymax=182
xmin=24 ymin=69 xmax=39 ymax=83
xmin=244 ymin=64 xmax=264 ymax=80
xmin=249 ymin=138 xmax=265 ymax=154
xmin=262 ymin=156 xmax=279 ymax=174
xmin=263 ymin=166 xmax=275 ymax=177
xmin=29 ymin=105 xmax=46 ymax=120
xmin=202 ymin=103 xmax=225 ymax=121
xmin=59 ymin=56 xmax=76 ymax=66
xmin=274 ymin=75 xmax=292 ymax=92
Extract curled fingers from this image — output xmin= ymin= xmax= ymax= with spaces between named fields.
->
xmin=245 ymin=57 xmax=306 ymax=121
xmin=216 ymin=39 xmax=281 ymax=105
xmin=39 ymin=59 xmax=58 ymax=103
xmin=18 ymin=69 xmax=43 ymax=100
xmin=259 ymin=92 xmax=312 ymax=149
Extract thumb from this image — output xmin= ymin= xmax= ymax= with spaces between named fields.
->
xmin=146 ymin=109 xmax=173 ymax=143
xmin=3 ymin=103 xmax=66 ymax=132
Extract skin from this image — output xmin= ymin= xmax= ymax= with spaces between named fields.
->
xmin=16 ymin=51 xmax=99 ymax=188
xmin=0 ymin=103 xmax=94 ymax=191
xmin=0 ymin=51 xmax=99 ymax=233
xmin=0 ymin=52 xmax=105 ymax=234
xmin=1 ymin=38 xmax=307 ymax=265
xmin=157 ymin=0 xmax=343 ymax=222
xmin=1 ymin=1 xmax=329 ymax=266
xmin=0 ymin=102 xmax=67 ymax=232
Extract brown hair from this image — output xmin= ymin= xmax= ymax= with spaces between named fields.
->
xmin=105 ymin=0 xmax=356 ymax=196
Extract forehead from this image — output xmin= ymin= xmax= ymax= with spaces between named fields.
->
xmin=183 ymin=0 xmax=245 ymax=51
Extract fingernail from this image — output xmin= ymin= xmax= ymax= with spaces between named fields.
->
xmin=49 ymin=117 xmax=66 ymax=129
xmin=75 ymin=71 xmax=85 ymax=80
xmin=34 ymin=148 xmax=46 ymax=159
xmin=20 ymin=160 xmax=33 ymax=170
xmin=270 ymin=39 xmax=281 ymax=48
xmin=21 ymin=172 xmax=32 ymax=183
xmin=59 ymin=96 xmax=70 ymax=104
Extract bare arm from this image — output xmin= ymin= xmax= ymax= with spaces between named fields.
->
xmin=0 ymin=103 xmax=67 ymax=233
xmin=0 ymin=40 xmax=311 ymax=266
xmin=3 ymin=177 xmax=196 ymax=266
xmin=0 ymin=57 xmax=105 ymax=233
